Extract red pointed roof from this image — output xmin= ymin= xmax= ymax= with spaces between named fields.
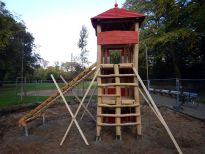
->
xmin=91 ymin=6 xmax=145 ymax=20
xmin=91 ymin=4 xmax=145 ymax=29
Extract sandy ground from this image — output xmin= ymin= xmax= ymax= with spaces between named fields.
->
xmin=0 ymin=101 xmax=205 ymax=154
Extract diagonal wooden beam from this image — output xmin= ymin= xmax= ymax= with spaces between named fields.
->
xmin=18 ymin=63 xmax=96 ymax=127
xmin=60 ymin=75 xmax=96 ymax=122
xmin=60 ymin=68 xmax=100 ymax=146
xmin=133 ymin=67 xmax=183 ymax=154
xmin=51 ymin=74 xmax=89 ymax=146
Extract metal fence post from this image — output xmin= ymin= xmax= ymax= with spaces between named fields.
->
xmin=174 ymin=78 xmax=181 ymax=111
xmin=148 ymin=79 xmax=150 ymax=90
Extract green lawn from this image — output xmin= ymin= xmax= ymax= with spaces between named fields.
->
xmin=0 ymin=81 xmax=97 ymax=108
xmin=0 ymin=84 xmax=47 ymax=107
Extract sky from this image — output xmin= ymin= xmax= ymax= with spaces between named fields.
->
xmin=4 ymin=0 xmax=125 ymax=66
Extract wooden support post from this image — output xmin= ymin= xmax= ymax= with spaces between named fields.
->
xmin=24 ymin=125 xmax=28 ymax=136
xmin=42 ymin=114 xmax=45 ymax=125
xmin=134 ymin=22 xmax=139 ymax=70
xmin=134 ymin=87 xmax=141 ymax=136
xmin=96 ymin=24 xmax=103 ymax=139
xmin=96 ymin=74 xmax=102 ymax=138
xmin=97 ymin=24 xmax=102 ymax=68
xmin=133 ymin=67 xmax=183 ymax=154
xmin=133 ymin=22 xmax=141 ymax=135
xmin=114 ymin=64 xmax=121 ymax=139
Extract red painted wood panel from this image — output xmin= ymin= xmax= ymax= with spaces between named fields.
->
xmin=98 ymin=31 xmax=138 ymax=45
xmin=121 ymin=88 xmax=126 ymax=96
xmin=108 ymin=88 xmax=116 ymax=94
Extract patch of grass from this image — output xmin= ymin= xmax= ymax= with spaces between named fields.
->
xmin=0 ymin=90 xmax=48 ymax=108
xmin=75 ymin=81 xmax=97 ymax=89
xmin=199 ymin=92 xmax=205 ymax=104
xmin=24 ymin=82 xmax=64 ymax=91
xmin=0 ymin=83 xmax=54 ymax=108
xmin=23 ymin=81 xmax=96 ymax=90
xmin=0 ymin=82 xmax=97 ymax=108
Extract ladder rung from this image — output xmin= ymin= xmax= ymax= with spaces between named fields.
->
xmin=98 ymin=104 xmax=139 ymax=107
xmin=100 ymin=64 xmax=114 ymax=68
xmin=98 ymin=74 xmax=136 ymax=77
xmin=118 ymin=63 xmax=133 ymax=68
xmin=98 ymin=83 xmax=138 ymax=87
xmin=100 ymin=63 xmax=134 ymax=69
xmin=98 ymin=94 xmax=120 ymax=97
xmin=97 ymin=122 xmax=140 ymax=126
xmin=97 ymin=113 xmax=140 ymax=117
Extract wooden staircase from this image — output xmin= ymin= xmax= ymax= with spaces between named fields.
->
xmin=18 ymin=63 xmax=97 ymax=127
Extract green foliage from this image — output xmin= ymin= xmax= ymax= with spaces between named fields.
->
xmin=78 ymin=25 xmax=88 ymax=51
xmin=34 ymin=65 xmax=70 ymax=80
xmin=0 ymin=1 xmax=41 ymax=82
xmin=110 ymin=51 xmax=120 ymax=64
xmin=123 ymin=0 xmax=205 ymax=79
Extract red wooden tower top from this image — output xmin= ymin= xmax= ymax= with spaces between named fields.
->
xmin=91 ymin=3 xmax=145 ymax=31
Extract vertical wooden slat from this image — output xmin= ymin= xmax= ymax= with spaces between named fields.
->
xmin=133 ymin=22 xmax=141 ymax=135
xmin=114 ymin=64 xmax=121 ymax=137
xmin=96 ymin=24 xmax=102 ymax=137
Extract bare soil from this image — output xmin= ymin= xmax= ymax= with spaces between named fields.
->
xmin=0 ymin=101 xmax=205 ymax=154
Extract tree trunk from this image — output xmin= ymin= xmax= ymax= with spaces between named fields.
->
xmin=0 ymin=69 xmax=6 ymax=86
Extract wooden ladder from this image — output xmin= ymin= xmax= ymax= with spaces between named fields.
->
xmin=96 ymin=63 xmax=141 ymax=139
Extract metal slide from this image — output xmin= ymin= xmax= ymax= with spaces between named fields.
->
xmin=18 ymin=63 xmax=97 ymax=127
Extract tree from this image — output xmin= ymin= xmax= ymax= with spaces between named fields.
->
xmin=110 ymin=51 xmax=120 ymax=64
xmin=61 ymin=61 xmax=78 ymax=72
xmin=41 ymin=59 xmax=49 ymax=69
xmin=0 ymin=1 xmax=41 ymax=82
xmin=70 ymin=25 xmax=90 ymax=78
xmin=77 ymin=25 xmax=89 ymax=68
xmin=123 ymin=0 xmax=205 ymax=79
xmin=54 ymin=61 xmax=60 ymax=70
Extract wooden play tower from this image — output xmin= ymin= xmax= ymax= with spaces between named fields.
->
xmin=91 ymin=3 xmax=145 ymax=139
xmin=18 ymin=4 xmax=183 ymax=153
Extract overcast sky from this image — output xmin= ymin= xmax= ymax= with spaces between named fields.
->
xmin=4 ymin=0 xmax=125 ymax=66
